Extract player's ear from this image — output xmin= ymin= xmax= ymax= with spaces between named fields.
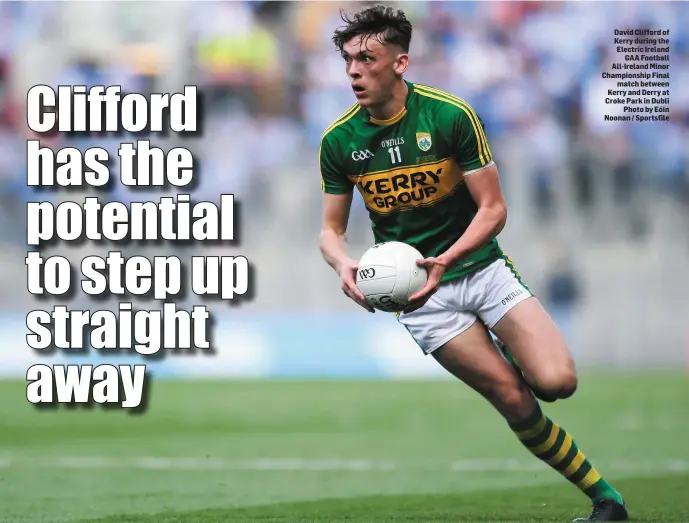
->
xmin=394 ymin=53 xmax=409 ymax=75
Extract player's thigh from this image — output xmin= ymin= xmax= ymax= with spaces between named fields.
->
xmin=474 ymin=257 xmax=576 ymax=394
xmin=491 ymin=297 xmax=577 ymax=395
xmin=398 ymin=277 xmax=535 ymax=420
xmin=430 ymin=320 xmax=536 ymax=421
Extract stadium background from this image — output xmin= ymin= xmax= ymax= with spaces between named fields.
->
xmin=0 ymin=2 xmax=688 ymax=522
xmin=0 ymin=0 xmax=687 ymax=376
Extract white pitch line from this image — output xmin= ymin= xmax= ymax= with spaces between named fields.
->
xmin=449 ymin=458 xmax=689 ymax=473
xmin=133 ymin=457 xmax=397 ymax=471
xmin=0 ymin=456 xmax=688 ymax=473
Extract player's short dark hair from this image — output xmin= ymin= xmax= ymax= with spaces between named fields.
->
xmin=332 ymin=4 xmax=412 ymax=54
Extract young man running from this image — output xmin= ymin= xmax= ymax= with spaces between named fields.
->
xmin=317 ymin=5 xmax=628 ymax=522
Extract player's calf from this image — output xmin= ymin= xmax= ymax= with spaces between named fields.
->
xmin=473 ymin=367 xmax=537 ymax=422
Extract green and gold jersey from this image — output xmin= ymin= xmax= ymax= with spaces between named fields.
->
xmin=319 ymin=81 xmax=503 ymax=282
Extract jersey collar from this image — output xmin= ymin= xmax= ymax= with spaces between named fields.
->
xmin=368 ymin=80 xmax=415 ymax=126
xmin=369 ymin=106 xmax=407 ymax=126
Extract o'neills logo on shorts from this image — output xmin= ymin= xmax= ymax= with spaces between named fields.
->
xmin=348 ymin=158 xmax=462 ymax=214
xmin=501 ymin=289 xmax=524 ymax=306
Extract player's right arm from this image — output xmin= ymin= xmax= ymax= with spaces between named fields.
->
xmin=318 ymin=135 xmax=374 ymax=313
xmin=319 ymin=191 xmax=354 ymax=274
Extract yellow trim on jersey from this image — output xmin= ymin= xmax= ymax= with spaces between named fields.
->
xmin=414 ymin=84 xmax=492 ymax=158
xmin=414 ymin=85 xmax=491 ymax=165
xmin=413 ymin=84 xmax=492 ymax=166
xmin=319 ymin=103 xmax=362 ymax=192
xmin=319 ymin=141 xmax=325 ymax=193
xmin=321 ymin=102 xmax=361 ymax=139
xmin=370 ymin=106 xmax=407 ymax=126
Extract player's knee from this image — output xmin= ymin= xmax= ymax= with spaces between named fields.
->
xmin=533 ymin=367 xmax=578 ymax=400
xmin=501 ymin=384 xmax=531 ymax=413
xmin=561 ymin=369 xmax=578 ymax=398
xmin=485 ymin=378 xmax=534 ymax=418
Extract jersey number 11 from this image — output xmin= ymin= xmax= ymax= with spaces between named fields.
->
xmin=388 ymin=146 xmax=402 ymax=164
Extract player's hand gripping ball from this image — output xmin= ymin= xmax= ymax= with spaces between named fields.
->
xmin=356 ymin=241 xmax=428 ymax=312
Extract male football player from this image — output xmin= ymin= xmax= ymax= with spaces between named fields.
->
xmin=317 ymin=5 xmax=628 ymax=522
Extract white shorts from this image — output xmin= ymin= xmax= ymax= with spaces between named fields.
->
xmin=397 ymin=257 xmax=533 ymax=354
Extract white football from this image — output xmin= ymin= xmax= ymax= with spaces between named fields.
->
xmin=356 ymin=241 xmax=428 ymax=312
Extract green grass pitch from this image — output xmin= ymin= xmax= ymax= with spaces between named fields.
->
xmin=0 ymin=372 xmax=688 ymax=522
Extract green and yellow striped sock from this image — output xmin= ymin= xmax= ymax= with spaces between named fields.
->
xmin=509 ymin=404 xmax=624 ymax=504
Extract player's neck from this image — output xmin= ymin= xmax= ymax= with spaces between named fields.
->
xmin=366 ymin=81 xmax=408 ymax=122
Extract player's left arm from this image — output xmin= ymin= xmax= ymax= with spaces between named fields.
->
xmin=438 ymin=104 xmax=506 ymax=267
xmin=438 ymin=162 xmax=507 ymax=267
xmin=406 ymin=105 xmax=506 ymax=311
xmin=406 ymin=163 xmax=506 ymax=311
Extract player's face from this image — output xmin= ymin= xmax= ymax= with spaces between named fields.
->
xmin=341 ymin=34 xmax=407 ymax=108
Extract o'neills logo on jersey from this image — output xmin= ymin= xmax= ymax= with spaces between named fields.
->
xmin=347 ymin=158 xmax=462 ymax=214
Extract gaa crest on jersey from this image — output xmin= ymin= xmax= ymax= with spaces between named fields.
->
xmin=416 ymin=132 xmax=432 ymax=152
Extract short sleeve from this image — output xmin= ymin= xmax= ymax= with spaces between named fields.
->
xmin=319 ymin=134 xmax=353 ymax=194
xmin=450 ymin=104 xmax=494 ymax=172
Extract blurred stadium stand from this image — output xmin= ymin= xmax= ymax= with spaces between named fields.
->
xmin=0 ymin=1 xmax=687 ymax=374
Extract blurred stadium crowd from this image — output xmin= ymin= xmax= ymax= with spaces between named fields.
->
xmin=0 ymin=1 xmax=687 ymax=364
